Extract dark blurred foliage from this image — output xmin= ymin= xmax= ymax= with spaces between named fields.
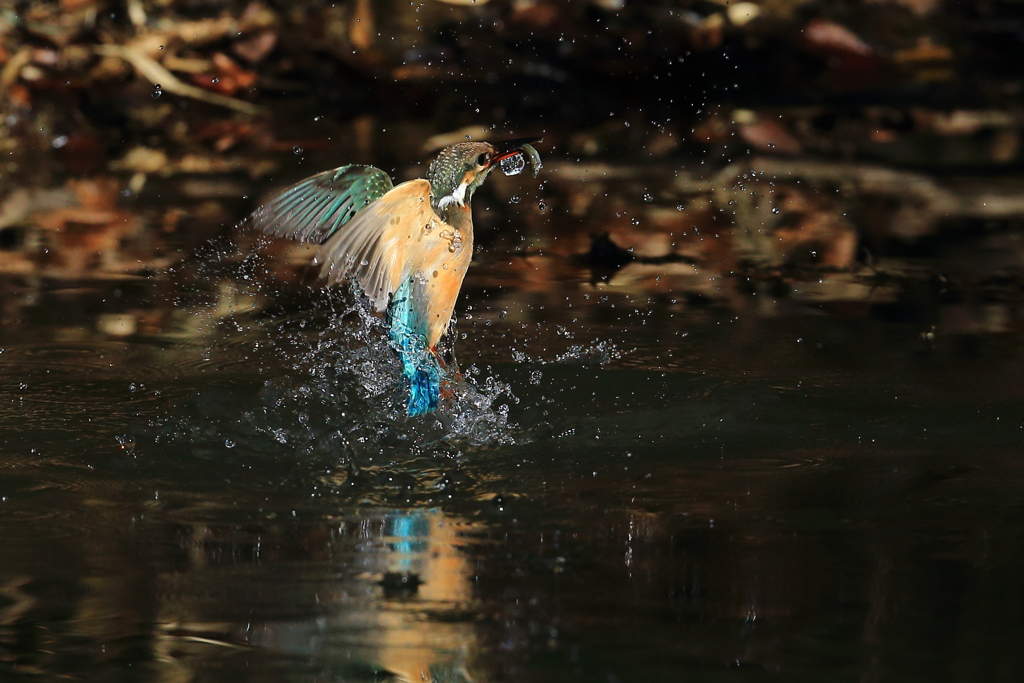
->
xmin=0 ymin=0 xmax=1023 ymax=323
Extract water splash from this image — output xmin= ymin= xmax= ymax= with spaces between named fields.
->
xmin=554 ymin=340 xmax=623 ymax=366
xmin=509 ymin=339 xmax=624 ymax=367
xmin=270 ymin=289 xmax=521 ymax=448
xmin=156 ymin=234 xmax=522 ymax=468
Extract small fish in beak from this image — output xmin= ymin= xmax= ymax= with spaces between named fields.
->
xmin=489 ymin=138 xmax=543 ymax=177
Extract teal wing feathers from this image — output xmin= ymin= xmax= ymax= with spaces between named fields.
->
xmin=250 ymin=165 xmax=394 ymax=244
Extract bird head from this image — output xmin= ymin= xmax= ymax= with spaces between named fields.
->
xmin=427 ymin=138 xmax=542 ymax=212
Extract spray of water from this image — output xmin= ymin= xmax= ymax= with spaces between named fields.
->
xmin=155 ymin=234 xmax=521 ymax=476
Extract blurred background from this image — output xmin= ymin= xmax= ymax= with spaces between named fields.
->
xmin=2 ymin=0 xmax=1023 ymax=311
xmin=4 ymin=1 xmax=1024 ymax=682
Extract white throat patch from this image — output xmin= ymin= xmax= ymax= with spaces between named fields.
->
xmin=436 ymin=181 xmax=468 ymax=209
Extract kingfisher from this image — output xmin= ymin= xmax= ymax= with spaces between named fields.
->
xmin=251 ymin=138 xmax=542 ymax=416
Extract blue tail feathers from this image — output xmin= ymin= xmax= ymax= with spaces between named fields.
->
xmin=387 ymin=279 xmax=444 ymax=416
xmin=406 ymin=358 xmax=441 ymax=416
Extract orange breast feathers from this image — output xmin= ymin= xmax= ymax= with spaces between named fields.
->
xmin=315 ymin=179 xmax=474 ymax=348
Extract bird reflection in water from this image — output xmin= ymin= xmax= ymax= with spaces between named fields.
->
xmin=237 ymin=508 xmax=485 ymax=682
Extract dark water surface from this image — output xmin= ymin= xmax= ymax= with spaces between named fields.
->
xmin=2 ymin=267 xmax=1024 ymax=683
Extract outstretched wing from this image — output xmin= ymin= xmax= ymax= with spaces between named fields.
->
xmin=315 ymin=179 xmax=472 ymax=345
xmin=250 ymin=165 xmax=394 ymax=244
xmin=315 ymin=179 xmax=438 ymax=312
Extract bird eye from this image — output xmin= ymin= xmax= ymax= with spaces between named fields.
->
xmin=476 ymin=153 xmax=489 ymax=166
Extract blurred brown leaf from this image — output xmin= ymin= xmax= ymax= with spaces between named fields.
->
xmin=739 ymin=119 xmax=803 ymax=155
xmin=7 ymin=84 xmax=31 ymax=108
xmin=233 ymin=30 xmax=277 ymax=64
xmin=350 ymin=0 xmax=375 ymax=51
xmin=194 ymin=120 xmax=257 ymax=152
xmin=23 ymin=4 xmax=87 ymax=47
xmin=190 ymin=53 xmax=258 ymax=96
xmin=802 ymin=18 xmax=874 ymax=57
xmin=32 ymin=179 xmax=142 ymax=275
xmin=893 ymin=37 xmax=953 ymax=64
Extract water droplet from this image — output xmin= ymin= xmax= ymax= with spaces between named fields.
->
xmin=510 ymin=194 xmax=521 ymax=204
xmin=538 ymin=200 xmax=547 ymax=211
xmin=500 ymin=153 xmax=525 ymax=176
xmin=643 ymin=193 xmax=653 ymax=202
xmin=225 ymin=439 xmax=236 ymax=448
xmin=530 ymin=370 xmax=543 ymax=385
xmin=116 ymin=434 xmax=136 ymax=456
xmin=151 ymin=84 xmax=162 ymax=99
xmin=631 ymin=217 xmax=640 ymax=225
xmin=293 ymin=146 xmax=304 ymax=155
xmin=211 ymin=77 xmax=220 ymax=84
xmin=771 ymin=207 xmax=780 ymax=214
xmin=676 ymin=203 xmax=685 ymax=211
